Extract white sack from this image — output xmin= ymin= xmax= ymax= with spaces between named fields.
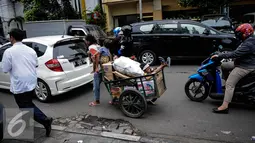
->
xmin=113 ymin=56 xmax=144 ymax=77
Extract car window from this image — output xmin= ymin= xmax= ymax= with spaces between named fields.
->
xmin=71 ymin=29 xmax=86 ymax=37
xmin=154 ymin=23 xmax=179 ymax=34
xmin=140 ymin=24 xmax=154 ymax=33
xmin=0 ymin=44 xmax=12 ymax=62
xmin=23 ymin=42 xmax=47 ymax=57
xmin=86 ymin=26 xmax=100 ymax=38
xmin=95 ymin=26 xmax=107 ymax=37
xmin=180 ymin=24 xmax=217 ymax=35
xmin=243 ymin=15 xmax=255 ymax=23
xmin=210 ymin=30 xmax=217 ymax=35
xmin=53 ymin=40 xmax=88 ymax=60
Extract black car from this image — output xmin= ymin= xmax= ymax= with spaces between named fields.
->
xmin=0 ymin=36 xmax=9 ymax=46
xmin=131 ymin=20 xmax=238 ymax=65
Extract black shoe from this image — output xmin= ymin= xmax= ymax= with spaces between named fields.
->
xmin=147 ymin=100 xmax=155 ymax=105
xmin=44 ymin=117 xmax=53 ymax=137
xmin=212 ymin=108 xmax=229 ymax=114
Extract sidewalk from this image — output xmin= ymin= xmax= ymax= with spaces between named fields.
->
xmin=1 ymin=127 xmax=229 ymax=143
xmin=2 ymin=127 xmax=139 ymax=143
xmin=1 ymin=113 xmax=231 ymax=143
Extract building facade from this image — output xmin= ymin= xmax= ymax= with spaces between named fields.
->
xmin=0 ymin=0 xmax=99 ymax=38
xmin=0 ymin=0 xmax=24 ymax=37
xmin=103 ymin=0 xmax=255 ymax=31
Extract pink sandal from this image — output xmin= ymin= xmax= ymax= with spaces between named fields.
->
xmin=89 ymin=101 xmax=100 ymax=106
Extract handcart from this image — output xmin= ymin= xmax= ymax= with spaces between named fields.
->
xmin=102 ymin=67 xmax=167 ymax=118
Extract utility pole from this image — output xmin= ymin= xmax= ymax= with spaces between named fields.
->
xmin=99 ymin=0 xmax=103 ymax=14
xmin=139 ymin=0 xmax=143 ymax=22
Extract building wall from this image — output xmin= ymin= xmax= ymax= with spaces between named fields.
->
xmin=103 ymin=0 xmax=158 ymax=31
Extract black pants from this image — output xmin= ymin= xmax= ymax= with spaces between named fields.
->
xmin=14 ymin=90 xmax=48 ymax=126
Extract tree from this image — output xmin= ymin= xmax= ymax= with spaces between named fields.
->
xmin=83 ymin=5 xmax=106 ymax=31
xmin=19 ymin=0 xmax=80 ymax=21
xmin=61 ymin=0 xmax=79 ymax=19
xmin=178 ymin=0 xmax=236 ymax=9
xmin=47 ymin=0 xmax=63 ymax=20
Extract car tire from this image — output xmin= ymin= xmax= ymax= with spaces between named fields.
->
xmin=35 ymin=79 xmax=52 ymax=103
xmin=139 ymin=50 xmax=157 ymax=65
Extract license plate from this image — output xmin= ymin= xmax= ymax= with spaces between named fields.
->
xmin=73 ymin=59 xmax=87 ymax=67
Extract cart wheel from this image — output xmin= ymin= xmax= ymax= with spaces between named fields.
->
xmin=119 ymin=89 xmax=147 ymax=118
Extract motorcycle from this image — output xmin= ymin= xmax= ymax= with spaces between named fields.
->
xmin=184 ymin=54 xmax=255 ymax=104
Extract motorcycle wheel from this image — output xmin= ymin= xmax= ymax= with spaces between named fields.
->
xmin=185 ymin=79 xmax=209 ymax=102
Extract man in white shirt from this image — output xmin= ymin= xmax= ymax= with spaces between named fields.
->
xmin=1 ymin=28 xmax=52 ymax=137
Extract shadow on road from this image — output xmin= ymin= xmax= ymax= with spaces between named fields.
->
xmin=208 ymin=100 xmax=255 ymax=110
xmin=49 ymin=84 xmax=93 ymax=103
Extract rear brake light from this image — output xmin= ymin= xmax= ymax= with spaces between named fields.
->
xmin=45 ymin=59 xmax=63 ymax=72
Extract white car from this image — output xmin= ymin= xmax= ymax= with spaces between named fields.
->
xmin=0 ymin=35 xmax=93 ymax=102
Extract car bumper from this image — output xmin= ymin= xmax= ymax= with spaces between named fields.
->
xmin=43 ymin=73 xmax=94 ymax=96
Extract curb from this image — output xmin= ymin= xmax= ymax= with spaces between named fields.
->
xmin=35 ymin=124 xmax=142 ymax=142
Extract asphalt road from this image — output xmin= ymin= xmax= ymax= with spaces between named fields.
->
xmin=0 ymin=66 xmax=254 ymax=143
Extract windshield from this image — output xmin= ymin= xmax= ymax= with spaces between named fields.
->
xmin=53 ymin=40 xmax=88 ymax=61
xmin=243 ymin=15 xmax=255 ymax=23
xmin=201 ymin=16 xmax=231 ymax=27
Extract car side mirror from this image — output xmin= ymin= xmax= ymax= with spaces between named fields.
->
xmin=203 ymin=29 xmax=210 ymax=35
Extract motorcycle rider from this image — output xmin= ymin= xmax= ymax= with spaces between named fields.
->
xmin=211 ymin=23 xmax=255 ymax=114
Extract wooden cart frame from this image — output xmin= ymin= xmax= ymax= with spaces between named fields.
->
xmin=102 ymin=68 xmax=167 ymax=118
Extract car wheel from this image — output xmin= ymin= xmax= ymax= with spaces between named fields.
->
xmin=35 ymin=80 xmax=52 ymax=103
xmin=139 ymin=50 xmax=157 ymax=65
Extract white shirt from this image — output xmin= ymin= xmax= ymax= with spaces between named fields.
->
xmin=1 ymin=42 xmax=38 ymax=94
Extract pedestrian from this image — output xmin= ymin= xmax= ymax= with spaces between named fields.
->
xmin=100 ymin=39 xmax=112 ymax=63
xmin=1 ymin=28 xmax=53 ymax=137
xmin=86 ymin=34 xmax=102 ymax=106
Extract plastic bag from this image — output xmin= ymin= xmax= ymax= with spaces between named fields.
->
xmin=113 ymin=56 xmax=144 ymax=77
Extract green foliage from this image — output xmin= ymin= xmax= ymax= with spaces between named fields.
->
xmin=61 ymin=0 xmax=80 ymax=19
xmin=83 ymin=5 xmax=106 ymax=31
xmin=19 ymin=0 xmax=79 ymax=21
xmin=178 ymin=0 xmax=236 ymax=8
xmin=24 ymin=6 xmax=48 ymax=21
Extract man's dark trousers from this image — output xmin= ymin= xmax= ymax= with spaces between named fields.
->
xmin=13 ymin=90 xmax=48 ymax=125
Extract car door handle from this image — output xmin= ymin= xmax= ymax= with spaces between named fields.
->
xmin=154 ymin=36 xmax=160 ymax=39
xmin=181 ymin=37 xmax=189 ymax=39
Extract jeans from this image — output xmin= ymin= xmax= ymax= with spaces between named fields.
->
xmin=93 ymin=72 xmax=102 ymax=101
xmin=14 ymin=90 xmax=48 ymax=126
